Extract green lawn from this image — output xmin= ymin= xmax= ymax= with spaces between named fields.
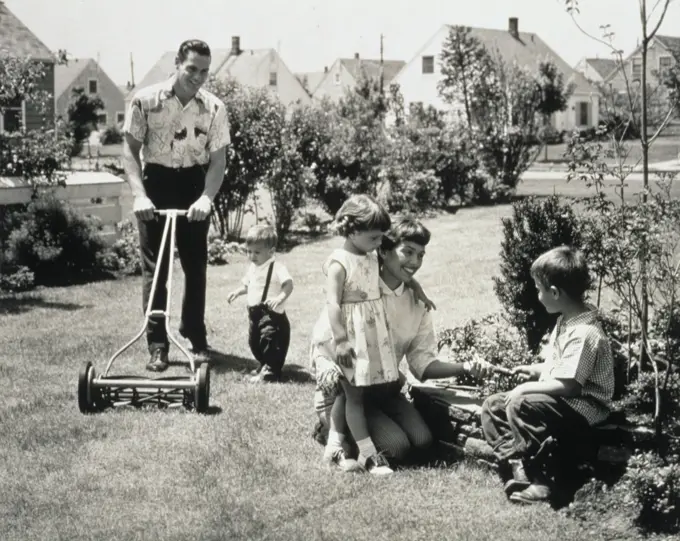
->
xmin=0 ymin=206 xmax=667 ymax=541
xmin=537 ymin=135 xmax=679 ymax=165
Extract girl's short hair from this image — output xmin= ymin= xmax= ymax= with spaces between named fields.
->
xmin=333 ymin=194 xmax=391 ymax=237
xmin=530 ymin=245 xmax=590 ymax=300
xmin=176 ymin=40 xmax=211 ymax=63
xmin=381 ymin=217 xmax=431 ymax=251
xmin=245 ymin=225 xmax=278 ymax=248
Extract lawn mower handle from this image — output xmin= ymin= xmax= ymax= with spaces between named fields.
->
xmin=155 ymin=209 xmax=189 ymax=216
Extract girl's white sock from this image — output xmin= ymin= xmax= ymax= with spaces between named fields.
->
xmin=356 ymin=438 xmax=377 ymax=459
xmin=326 ymin=430 xmax=346 ymax=450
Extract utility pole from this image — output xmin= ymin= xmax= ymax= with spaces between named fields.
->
xmin=379 ymin=33 xmax=384 ymax=95
xmin=130 ymin=52 xmax=135 ymax=88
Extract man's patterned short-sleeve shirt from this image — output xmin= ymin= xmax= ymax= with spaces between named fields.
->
xmin=540 ymin=308 xmax=615 ymax=425
xmin=123 ymin=78 xmax=231 ymax=168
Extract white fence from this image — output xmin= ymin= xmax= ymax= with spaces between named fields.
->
xmin=0 ymin=171 xmax=125 ymax=244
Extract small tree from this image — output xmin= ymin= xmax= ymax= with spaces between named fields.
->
xmin=536 ymin=61 xmax=573 ymax=160
xmin=493 ymin=196 xmax=584 ymax=352
xmin=67 ymin=87 xmax=104 ymax=156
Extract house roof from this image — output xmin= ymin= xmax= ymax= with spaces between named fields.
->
xmin=0 ymin=2 xmax=54 ymax=60
xmin=656 ymin=35 xmax=680 ymax=59
xmin=450 ymin=25 xmax=597 ymax=95
xmin=339 ymin=58 xmax=406 ymax=85
xmin=585 ymin=58 xmax=618 ymax=79
xmin=295 ymin=71 xmax=326 ymax=94
xmin=134 ymin=49 xmax=233 ymax=91
xmin=55 ymin=58 xmax=94 ymax=99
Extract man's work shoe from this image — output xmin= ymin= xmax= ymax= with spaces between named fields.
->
xmin=146 ymin=349 xmax=169 ymax=372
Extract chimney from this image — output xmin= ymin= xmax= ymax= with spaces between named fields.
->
xmin=324 ymin=66 xmax=328 ymax=73
xmin=354 ymin=52 xmax=359 ymax=60
xmin=508 ymin=17 xmax=519 ymax=39
xmin=231 ymin=36 xmax=241 ymax=55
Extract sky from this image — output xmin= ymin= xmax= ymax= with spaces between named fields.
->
xmin=5 ymin=0 xmax=680 ymax=86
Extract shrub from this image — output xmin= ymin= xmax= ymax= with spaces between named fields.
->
xmin=207 ymin=231 xmax=231 ymax=265
xmin=0 ymin=265 xmax=35 ymax=292
xmin=622 ymin=452 xmax=680 ymax=534
xmin=101 ymin=125 xmax=123 ymax=145
xmin=6 ymin=194 xmax=109 ymax=285
xmin=377 ymin=168 xmax=442 ymax=215
xmin=107 ymin=219 xmax=141 ymax=275
xmin=493 ymin=196 xmax=584 ymax=352
xmin=437 ymin=314 xmax=536 ymax=396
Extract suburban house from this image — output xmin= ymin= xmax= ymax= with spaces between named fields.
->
xmin=55 ymin=58 xmax=126 ymax=128
xmin=574 ymin=57 xmax=618 ymax=84
xmin=602 ymin=34 xmax=679 ymax=93
xmin=128 ymin=36 xmax=311 ymax=112
xmin=311 ymin=54 xmax=406 ymax=102
xmin=295 ymin=71 xmax=326 ymax=97
xmin=0 ymin=1 xmax=55 ymax=132
xmin=390 ymin=18 xmax=600 ymax=132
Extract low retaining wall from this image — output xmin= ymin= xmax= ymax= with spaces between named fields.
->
xmin=409 ymin=383 xmax=655 ymax=468
xmin=0 ymin=171 xmax=125 ymax=244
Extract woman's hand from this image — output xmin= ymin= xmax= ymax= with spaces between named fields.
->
xmin=335 ymin=340 xmax=356 ymax=368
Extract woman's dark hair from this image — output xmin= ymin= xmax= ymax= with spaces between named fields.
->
xmin=381 ymin=217 xmax=431 ymax=251
xmin=176 ymin=40 xmax=211 ymax=63
xmin=333 ymin=194 xmax=391 ymax=237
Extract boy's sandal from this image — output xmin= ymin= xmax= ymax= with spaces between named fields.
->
xmin=508 ymin=484 xmax=551 ymax=505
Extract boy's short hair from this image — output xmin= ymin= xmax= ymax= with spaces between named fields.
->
xmin=381 ymin=217 xmax=431 ymax=251
xmin=245 ymin=225 xmax=278 ymax=248
xmin=531 ymin=245 xmax=590 ymax=300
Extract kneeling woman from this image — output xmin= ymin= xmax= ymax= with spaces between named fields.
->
xmin=312 ymin=218 xmax=488 ymax=471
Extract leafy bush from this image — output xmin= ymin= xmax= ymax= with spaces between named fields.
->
xmin=101 ymin=125 xmax=123 ymax=145
xmin=623 ymin=452 xmax=680 ymax=534
xmin=377 ymin=168 xmax=442 ymax=214
xmin=6 ymin=194 xmax=109 ymax=285
xmin=0 ymin=265 xmax=35 ymax=292
xmin=493 ymin=196 xmax=584 ymax=352
xmin=437 ymin=314 xmax=536 ymax=396
xmin=207 ymin=232 xmax=231 ymax=265
xmin=107 ymin=219 xmax=141 ymax=275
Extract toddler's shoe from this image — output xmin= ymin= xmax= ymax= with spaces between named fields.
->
xmin=323 ymin=446 xmax=363 ymax=473
xmin=359 ymin=453 xmax=393 ymax=475
xmin=509 ymin=483 xmax=551 ymax=504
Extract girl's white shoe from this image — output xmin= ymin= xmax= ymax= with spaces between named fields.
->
xmin=359 ymin=453 xmax=393 ymax=475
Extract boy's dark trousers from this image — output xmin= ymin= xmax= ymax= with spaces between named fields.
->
xmin=137 ymin=163 xmax=210 ymax=353
xmin=480 ymin=392 xmax=591 ymax=464
xmin=247 ymin=261 xmax=290 ymax=377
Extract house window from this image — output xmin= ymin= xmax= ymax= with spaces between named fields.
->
xmin=577 ymin=102 xmax=590 ymax=126
xmin=422 ymin=56 xmax=434 ymax=74
xmin=659 ymin=56 xmax=672 ymax=72
xmin=0 ymin=98 xmax=24 ymax=133
xmin=269 ymin=71 xmax=277 ymax=87
xmin=631 ymin=58 xmax=642 ymax=81
xmin=116 ymin=111 xmax=125 ymax=124
xmin=96 ymin=112 xmax=107 ymax=127
xmin=88 ymin=79 xmax=98 ymax=94
xmin=334 ymin=72 xmax=341 ymax=85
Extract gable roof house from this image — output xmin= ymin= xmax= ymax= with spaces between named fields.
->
xmin=127 ymin=36 xmax=311 ymax=113
xmin=574 ymin=57 xmax=618 ymax=83
xmin=390 ymin=17 xmax=600 ymax=132
xmin=55 ymin=58 xmax=126 ymax=128
xmin=602 ymin=34 xmax=680 ymax=93
xmin=295 ymin=70 xmax=327 ymax=97
xmin=0 ymin=1 xmax=55 ymax=132
xmin=311 ymin=54 xmax=406 ymax=102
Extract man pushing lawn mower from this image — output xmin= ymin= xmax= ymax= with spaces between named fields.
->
xmin=122 ymin=39 xmax=231 ymax=372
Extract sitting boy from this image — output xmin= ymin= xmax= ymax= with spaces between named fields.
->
xmin=227 ymin=225 xmax=293 ymax=382
xmin=481 ymin=245 xmax=614 ymax=504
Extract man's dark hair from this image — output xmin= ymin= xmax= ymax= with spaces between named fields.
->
xmin=176 ymin=40 xmax=211 ymax=63
xmin=381 ymin=217 xmax=431 ymax=251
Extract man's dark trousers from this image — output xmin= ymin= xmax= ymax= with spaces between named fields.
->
xmin=137 ymin=163 xmax=210 ymax=353
xmin=247 ymin=305 xmax=290 ymax=377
